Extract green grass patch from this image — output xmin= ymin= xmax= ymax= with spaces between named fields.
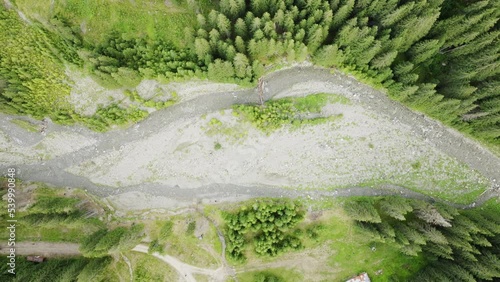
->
xmin=147 ymin=214 xmax=219 ymax=268
xmin=226 ymin=198 xmax=425 ymax=281
xmin=203 ymin=116 xmax=249 ymax=141
xmin=310 ymin=203 xmax=426 ymax=281
xmin=128 ymin=252 xmax=178 ymax=281
xmin=0 ymin=9 xmax=74 ymax=119
xmin=14 ymin=0 xmax=198 ymax=48
xmin=0 ymin=183 xmax=105 ymax=242
xmin=238 ymin=268 xmax=303 ymax=282
xmin=233 ymin=93 xmax=346 ymax=132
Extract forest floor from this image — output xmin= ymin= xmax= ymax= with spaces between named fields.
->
xmin=0 ymin=66 xmax=499 ymax=211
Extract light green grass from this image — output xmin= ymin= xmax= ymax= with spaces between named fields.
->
xmin=0 ymin=182 xmax=105 ymax=242
xmin=127 ymin=252 xmax=179 ymax=281
xmin=147 ymin=213 xmax=220 ymax=268
xmin=238 ymin=268 xmax=304 ymax=282
xmin=232 ymin=93 xmax=347 ymax=132
xmin=10 ymin=119 xmax=39 ymax=132
xmin=14 ymin=0 xmax=198 ymax=48
xmin=229 ymin=200 xmax=425 ymax=281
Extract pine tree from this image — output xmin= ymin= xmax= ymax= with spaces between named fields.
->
xmin=207 ymin=10 xmax=219 ymax=30
xmin=376 ymin=221 xmax=396 ymax=242
xmin=331 ymin=0 xmax=355 ymax=30
xmin=392 ymin=11 xmax=440 ymax=52
xmin=235 ymin=36 xmax=246 ymax=53
xmin=197 ymin=14 xmax=206 ymax=29
xmin=313 ymin=44 xmax=346 ymax=67
xmin=194 ymin=38 xmax=211 ymax=60
xmin=234 ymin=18 xmax=248 ymax=39
xmin=423 ymin=241 xmax=453 ymax=260
xmin=207 ymin=59 xmax=235 ymax=81
xmin=380 ymin=1 xmax=415 ymax=27
xmin=413 ymin=201 xmax=452 ymax=227
xmin=217 ymin=14 xmax=232 ymax=38
xmin=408 ymin=39 xmax=442 ymax=65
xmin=370 ymin=50 xmax=398 ymax=69
xmin=233 ymin=53 xmax=250 ymax=78
xmin=344 ymin=200 xmax=381 ymax=223
xmin=379 ymin=197 xmax=413 ymax=220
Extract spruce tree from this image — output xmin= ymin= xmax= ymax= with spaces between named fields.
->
xmin=331 ymin=0 xmax=355 ymax=30
xmin=233 ymin=53 xmax=250 ymax=78
xmin=234 ymin=18 xmax=248 ymax=39
xmin=344 ymin=200 xmax=381 ymax=223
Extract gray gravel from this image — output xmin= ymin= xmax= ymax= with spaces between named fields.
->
xmin=1 ymin=66 xmax=499 ymax=210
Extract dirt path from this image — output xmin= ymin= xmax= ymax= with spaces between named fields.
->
xmin=1 ymin=67 xmax=499 ymax=210
xmin=133 ymin=244 xmax=229 ymax=282
xmin=121 ymin=253 xmax=134 ymax=282
xmin=0 ymin=242 xmax=80 ymax=257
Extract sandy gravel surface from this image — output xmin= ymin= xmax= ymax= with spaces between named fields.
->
xmin=1 ymin=67 xmax=499 ymax=210
xmin=0 ymin=242 xmax=80 ymax=256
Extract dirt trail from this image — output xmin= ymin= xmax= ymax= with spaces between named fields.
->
xmin=0 ymin=242 xmax=80 ymax=256
xmin=1 ymin=67 xmax=499 ymax=210
xmin=133 ymin=244 xmax=229 ymax=282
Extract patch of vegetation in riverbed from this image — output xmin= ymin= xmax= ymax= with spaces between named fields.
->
xmin=232 ymin=93 xmax=346 ymax=132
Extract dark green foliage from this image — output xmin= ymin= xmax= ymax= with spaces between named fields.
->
xmin=80 ymin=225 xmax=144 ymax=257
xmin=118 ymin=223 xmax=145 ymax=251
xmin=148 ymin=239 xmax=164 ymax=254
xmin=28 ymin=196 xmax=80 ymax=214
xmin=81 ymin=104 xmax=149 ymax=132
xmin=254 ymin=271 xmax=286 ymax=282
xmin=345 ymin=197 xmax=500 ymax=281
xmin=232 ymin=93 xmax=335 ymax=132
xmin=159 ymin=221 xmax=174 ymax=240
xmin=379 ymin=197 xmax=413 ymax=220
xmin=223 ymin=198 xmax=304 ymax=261
xmin=89 ymin=34 xmax=201 ymax=84
xmin=0 ymin=256 xmax=113 ymax=282
xmin=0 ymin=187 xmax=104 ymax=243
xmin=0 ymin=9 xmax=74 ymax=122
xmin=186 ymin=220 xmax=196 ymax=236
xmin=344 ymin=200 xmax=381 ymax=223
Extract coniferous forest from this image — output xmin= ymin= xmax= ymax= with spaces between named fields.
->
xmin=0 ymin=0 xmax=498 ymax=149
xmin=346 ymin=197 xmax=500 ymax=281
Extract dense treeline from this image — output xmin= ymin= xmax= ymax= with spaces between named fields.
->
xmin=0 ymin=256 xmax=114 ymax=282
xmin=223 ymin=199 xmax=304 ymax=261
xmin=0 ymin=186 xmax=104 ymax=242
xmin=345 ymin=197 xmax=500 ymax=281
xmin=88 ymin=34 xmax=203 ymax=88
xmin=77 ymin=0 xmax=500 ymax=146
xmin=0 ymin=9 xmax=74 ymax=120
xmin=79 ymin=224 xmax=145 ymax=258
xmin=0 ymin=8 xmax=152 ymax=131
